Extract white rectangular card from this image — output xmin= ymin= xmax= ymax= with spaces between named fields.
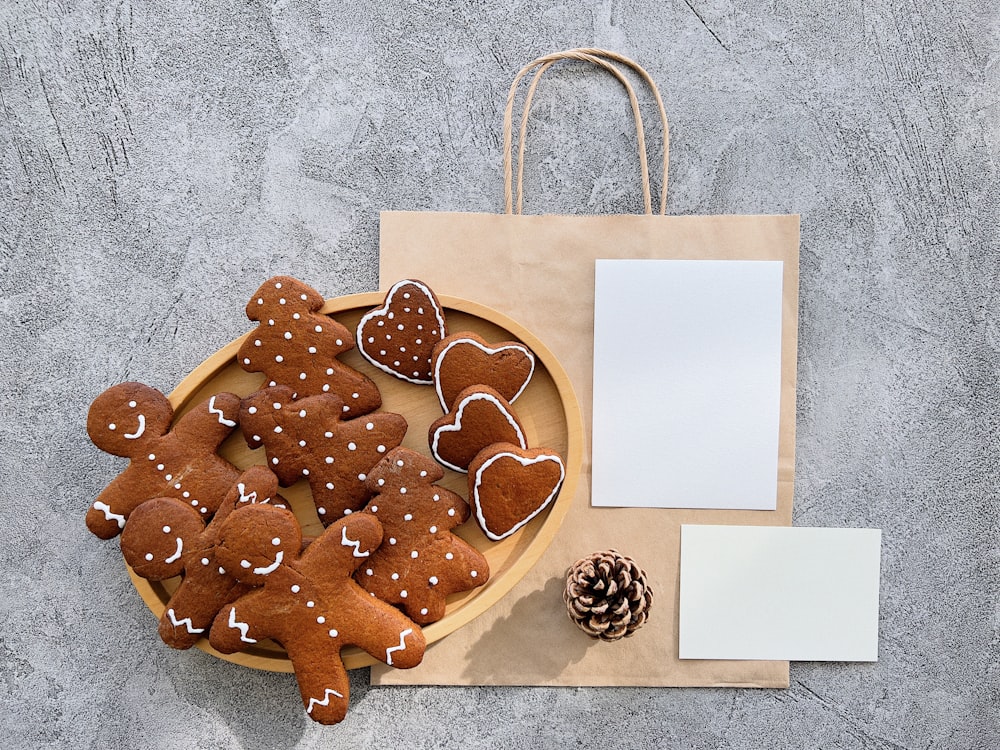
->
xmin=591 ymin=259 xmax=783 ymax=509
xmin=679 ymin=525 xmax=882 ymax=661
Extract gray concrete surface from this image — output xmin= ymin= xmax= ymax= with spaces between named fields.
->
xmin=2 ymin=0 xmax=998 ymax=747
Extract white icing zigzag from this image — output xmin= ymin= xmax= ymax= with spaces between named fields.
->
xmin=237 ymin=482 xmax=257 ymax=504
xmin=385 ymin=628 xmax=413 ymax=666
xmin=93 ymin=501 xmax=126 ymax=529
xmin=167 ymin=608 xmax=205 ymax=635
xmin=306 ymin=688 xmax=345 ymax=715
xmin=340 ymin=526 xmax=370 ymax=558
xmin=227 ymin=608 xmax=257 ymax=643
xmin=208 ymin=395 xmax=237 ymax=427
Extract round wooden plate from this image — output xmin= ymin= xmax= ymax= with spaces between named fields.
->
xmin=127 ymin=292 xmax=583 ymax=672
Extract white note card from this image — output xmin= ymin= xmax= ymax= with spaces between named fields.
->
xmin=591 ymin=259 xmax=783 ymax=509
xmin=679 ymin=525 xmax=882 ymax=661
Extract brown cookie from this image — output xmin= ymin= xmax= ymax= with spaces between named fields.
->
xmin=468 ymin=443 xmax=566 ymax=541
xmin=356 ymin=279 xmax=447 ymax=384
xmin=239 ymin=385 xmax=407 ymax=522
xmin=428 ymin=385 xmax=527 ymax=473
xmin=432 ymin=331 xmax=535 ymax=411
xmin=210 ymin=507 xmax=426 ymax=725
xmin=237 ymin=275 xmax=381 ymax=417
xmin=119 ymin=465 xmax=289 ymax=649
xmin=356 ymin=448 xmax=489 ymax=624
xmin=86 ymin=382 xmax=242 ymax=539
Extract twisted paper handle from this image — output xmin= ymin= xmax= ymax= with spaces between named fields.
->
xmin=503 ymin=48 xmax=670 ymax=215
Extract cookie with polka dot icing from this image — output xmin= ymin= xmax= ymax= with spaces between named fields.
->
xmin=119 ymin=465 xmax=291 ymax=649
xmin=237 ymin=276 xmax=382 ymax=418
xmin=431 ymin=331 xmax=536 ymax=411
xmin=428 ymin=385 xmax=527 ymax=473
xmin=356 ymin=279 xmax=448 ymax=384
xmin=210 ymin=506 xmax=426 ymax=725
xmin=239 ymin=385 xmax=408 ymax=522
xmin=356 ymin=448 xmax=489 ymax=624
xmin=86 ymin=382 xmax=243 ymax=539
xmin=468 ymin=442 xmax=566 ymax=541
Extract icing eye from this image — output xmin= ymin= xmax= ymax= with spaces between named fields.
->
xmin=271 ymin=538 xmax=281 ymax=546
xmin=328 ymin=629 xmax=338 ymax=637
xmin=162 ymin=526 xmax=171 ymax=533
xmin=240 ymin=560 xmax=251 ymax=568
xmin=128 ymin=401 xmax=137 ymax=408
xmin=108 ymin=423 xmax=116 ymax=430
xmin=144 ymin=553 xmax=153 ymax=561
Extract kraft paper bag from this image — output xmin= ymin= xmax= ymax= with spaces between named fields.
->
xmin=371 ymin=49 xmax=799 ymax=687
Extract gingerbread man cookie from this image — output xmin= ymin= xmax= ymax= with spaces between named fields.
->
xmin=210 ymin=506 xmax=426 ymax=725
xmin=431 ymin=331 xmax=535 ymax=411
xmin=356 ymin=279 xmax=447 ymax=384
xmin=86 ymin=382 xmax=242 ymax=539
xmin=119 ymin=465 xmax=290 ymax=649
xmin=356 ymin=448 xmax=489 ymax=624
xmin=238 ymin=276 xmax=381 ymax=417
xmin=240 ymin=385 xmax=407 ymax=522
xmin=428 ymin=385 xmax=527 ymax=473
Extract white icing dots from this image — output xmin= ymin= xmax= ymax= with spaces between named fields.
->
xmin=347 ymin=442 xmax=357 ymax=451
xmin=243 ymin=358 xmax=250 ymax=365
xmin=317 ymin=616 xmax=326 ymax=624
xmin=291 ymin=585 xmax=300 ymax=593
xmin=366 ymin=569 xmax=373 ymax=576
xmin=275 ymin=355 xmax=284 ymax=363
xmin=429 ymin=525 xmax=437 ymax=533
xmin=325 ymin=456 xmax=334 ymax=464
xmin=471 ymin=570 xmax=478 ymax=578
xmin=274 ymin=426 xmax=283 ymax=433
xmin=248 ymin=406 xmax=258 ymax=414
xmin=400 ymin=590 xmax=408 ymax=598
xmin=429 ymin=576 xmax=438 ymax=586
xmin=358 ymin=473 xmax=366 ymax=481
xmin=329 ymin=629 xmax=339 ymax=638
xmin=148 ymin=454 xmax=156 ymax=461
xmin=420 ymin=608 xmax=428 ymax=616
xmin=108 ymin=423 xmax=116 ymax=431
xmin=370 ymin=505 xmax=378 ymax=513
xmin=271 ymin=537 xmax=281 ymax=546
xmin=447 ymin=508 xmax=456 ymax=517
xmin=240 ymin=560 xmax=252 ymax=569
xmin=388 ymin=537 xmax=397 ymax=545
xmin=162 ymin=526 xmax=171 ymax=534
xmin=400 ymin=487 xmax=407 ymax=495
xmin=366 ymin=422 xmax=374 ymax=430
xmin=144 ymin=553 xmax=153 ymax=561
xmin=410 ymin=550 xmax=419 ymax=559
xmin=284 ymin=332 xmax=292 ymax=340
xmin=201 ymin=557 xmax=209 ymax=566
xmin=306 ymin=601 xmax=315 ymax=608
xmin=377 ymin=445 xmax=386 ymax=453
xmin=391 ymin=572 xmax=399 ymax=580
xmin=325 ymin=482 xmax=334 ymax=490
xmin=273 ymin=402 xmax=282 ymax=410
xmin=403 ymin=513 xmax=413 ymax=521
xmin=318 ymin=507 xmax=327 ymax=515
xmin=445 ymin=552 xmax=454 ymax=560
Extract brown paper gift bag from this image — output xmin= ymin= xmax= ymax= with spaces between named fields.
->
xmin=372 ymin=49 xmax=799 ymax=687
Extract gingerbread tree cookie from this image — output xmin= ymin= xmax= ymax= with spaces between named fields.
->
xmin=119 ymin=465 xmax=289 ymax=649
xmin=86 ymin=382 xmax=242 ymax=539
xmin=237 ymin=276 xmax=381 ymax=418
xmin=240 ymin=385 xmax=407 ymax=522
xmin=356 ymin=448 xmax=489 ymax=624
xmin=210 ymin=506 xmax=426 ymax=725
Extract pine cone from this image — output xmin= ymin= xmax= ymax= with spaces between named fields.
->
xmin=563 ymin=550 xmax=653 ymax=641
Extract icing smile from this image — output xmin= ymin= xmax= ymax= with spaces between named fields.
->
xmin=253 ymin=550 xmax=284 ymax=575
xmin=123 ymin=414 xmax=146 ymax=439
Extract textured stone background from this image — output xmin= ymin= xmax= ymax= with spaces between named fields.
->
xmin=2 ymin=0 xmax=998 ymax=747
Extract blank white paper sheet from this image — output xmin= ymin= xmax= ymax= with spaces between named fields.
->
xmin=591 ymin=259 xmax=784 ymax=509
xmin=679 ymin=525 xmax=882 ymax=661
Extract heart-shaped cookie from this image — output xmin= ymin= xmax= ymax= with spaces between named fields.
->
xmin=468 ymin=443 xmax=565 ymax=541
xmin=432 ymin=332 xmax=535 ymax=411
xmin=357 ymin=279 xmax=447 ymax=384
xmin=428 ymin=386 xmax=527 ymax=473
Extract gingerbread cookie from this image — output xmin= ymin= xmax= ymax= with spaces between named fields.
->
xmin=119 ymin=465 xmax=290 ymax=649
xmin=428 ymin=386 xmax=527 ymax=473
xmin=210 ymin=507 xmax=426 ymax=725
xmin=240 ymin=385 xmax=407 ymax=521
xmin=468 ymin=442 xmax=566 ymax=541
xmin=238 ymin=276 xmax=381 ymax=417
xmin=356 ymin=448 xmax=489 ymax=624
xmin=356 ymin=279 xmax=447 ymax=384
xmin=432 ymin=331 xmax=535 ymax=411
xmin=86 ymin=382 xmax=242 ymax=539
